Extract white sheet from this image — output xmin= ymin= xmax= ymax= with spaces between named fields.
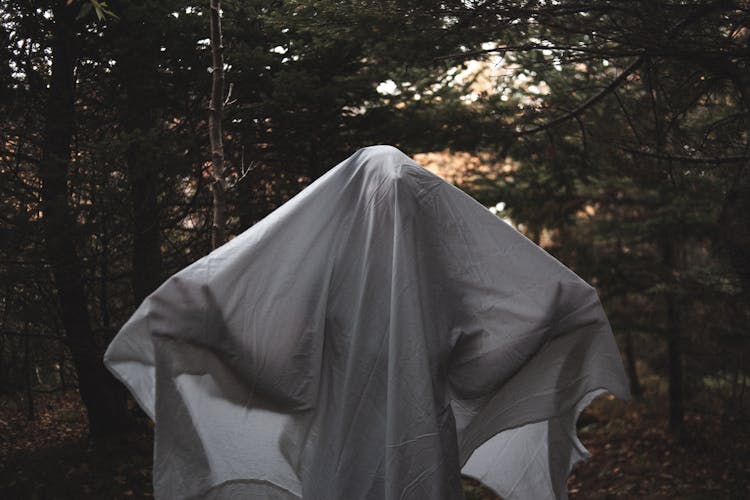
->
xmin=104 ymin=145 xmax=630 ymax=500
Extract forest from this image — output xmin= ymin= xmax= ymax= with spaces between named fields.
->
xmin=1 ymin=0 xmax=749 ymax=498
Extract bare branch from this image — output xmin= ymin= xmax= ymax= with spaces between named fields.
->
xmin=514 ymin=57 xmax=643 ymax=137
xmin=618 ymin=146 xmax=749 ymax=165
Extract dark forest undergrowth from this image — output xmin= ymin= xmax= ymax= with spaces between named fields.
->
xmin=1 ymin=386 xmax=748 ymax=500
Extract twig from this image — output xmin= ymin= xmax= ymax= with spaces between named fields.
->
xmin=224 ymin=81 xmax=236 ymax=107
xmin=618 ymin=147 xmax=749 ymax=165
xmin=514 ymin=56 xmax=643 ymax=137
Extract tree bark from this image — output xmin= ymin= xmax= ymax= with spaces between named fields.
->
xmin=38 ymin=1 xmax=129 ymax=437
xmin=209 ymin=0 xmax=228 ymax=249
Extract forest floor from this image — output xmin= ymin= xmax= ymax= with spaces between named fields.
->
xmin=1 ymin=388 xmax=748 ymax=499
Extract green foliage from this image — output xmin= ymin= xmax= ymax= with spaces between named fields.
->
xmin=75 ymin=0 xmax=119 ymax=22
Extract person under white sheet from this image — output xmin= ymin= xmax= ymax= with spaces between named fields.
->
xmin=104 ymin=145 xmax=630 ymax=499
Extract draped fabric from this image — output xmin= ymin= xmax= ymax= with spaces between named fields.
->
xmin=104 ymin=145 xmax=630 ymax=500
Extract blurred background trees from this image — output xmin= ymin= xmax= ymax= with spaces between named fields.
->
xmin=1 ymin=0 xmax=748 ymax=443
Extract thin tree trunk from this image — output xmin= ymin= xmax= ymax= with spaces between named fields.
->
xmin=0 ymin=330 xmax=5 ymax=393
xmin=648 ymin=56 xmax=684 ymax=434
xmin=665 ymin=289 xmax=684 ymax=432
xmin=123 ymin=95 xmax=163 ymax=304
xmin=59 ymin=350 xmax=67 ymax=391
xmin=112 ymin=3 xmax=165 ymax=305
xmin=0 ymin=288 xmax=9 ymax=393
xmin=718 ymin=169 xmax=750 ymax=296
xmin=24 ymin=327 xmax=34 ymax=421
xmin=129 ymin=153 xmax=163 ymax=303
xmin=209 ymin=0 xmax=227 ymax=249
xmin=99 ymin=208 xmax=111 ymax=328
xmin=38 ymin=2 xmax=129 ymax=437
xmin=623 ymin=329 xmax=642 ymax=398
xmin=661 ymin=233 xmax=684 ymax=434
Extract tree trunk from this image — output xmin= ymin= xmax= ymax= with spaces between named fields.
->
xmin=108 ymin=1 xmax=165 ymax=306
xmin=38 ymin=1 xmax=129 ymax=437
xmin=59 ymin=350 xmax=67 ymax=391
xmin=0 ymin=289 xmax=9 ymax=393
xmin=661 ymin=233 xmax=684 ymax=434
xmin=718 ymin=171 xmax=750 ymax=297
xmin=99 ymin=208 xmax=112 ymax=329
xmin=121 ymin=73 xmax=163 ymax=304
xmin=128 ymin=144 xmax=163 ymax=304
xmin=623 ymin=329 xmax=642 ymax=398
xmin=209 ymin=0 xmax=227 ymax=249
xmin=24 ymin=327 xmax=34 ymax=421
